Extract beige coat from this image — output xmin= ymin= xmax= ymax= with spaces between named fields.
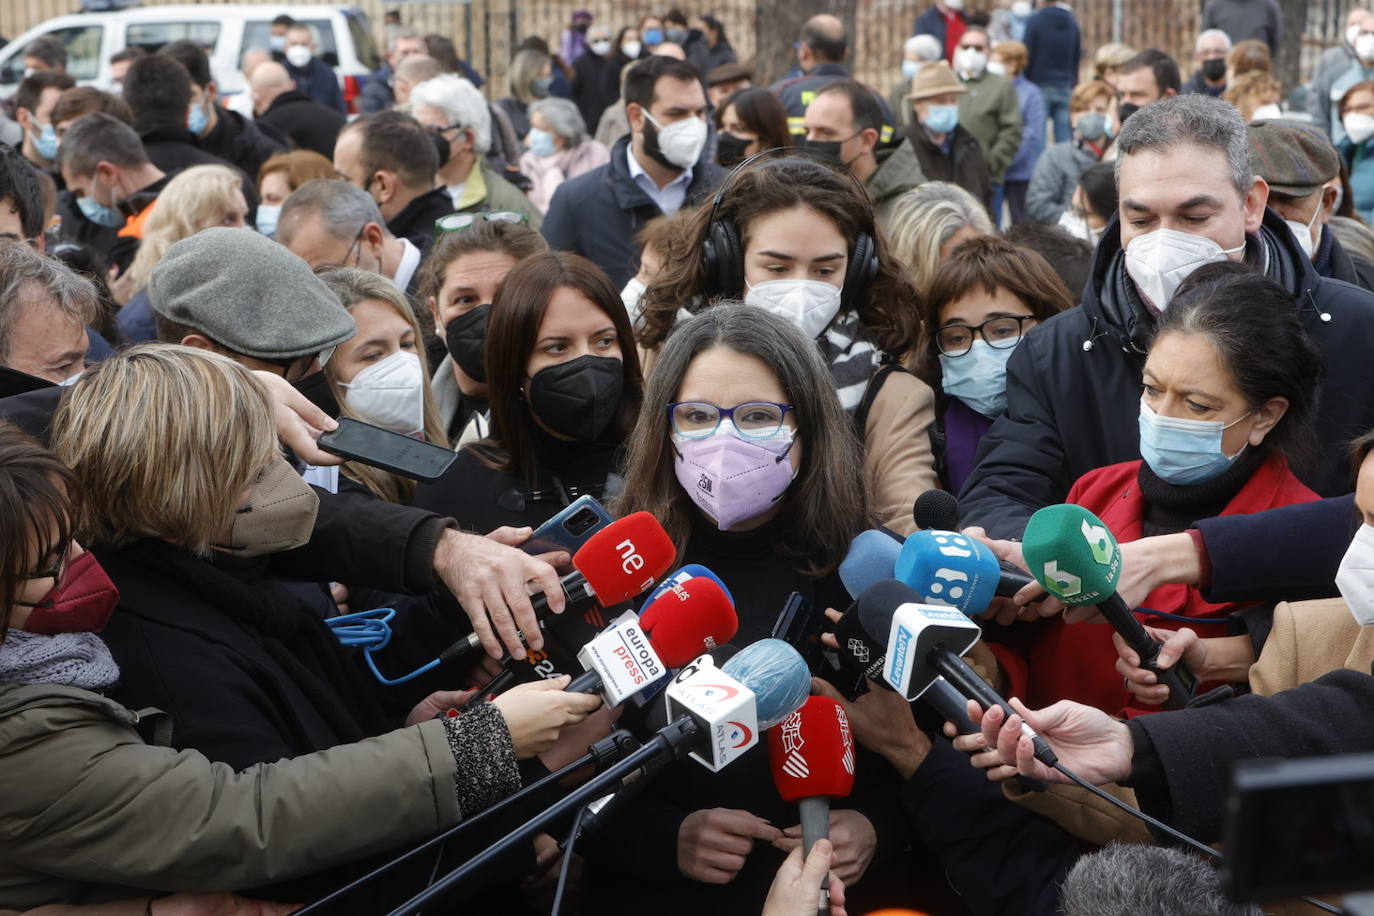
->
xmin=863 ymin=368 xmax=938 ymax=535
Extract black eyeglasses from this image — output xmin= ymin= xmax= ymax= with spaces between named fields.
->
xmin=935 ymin=315 xmax=1038 ymax=356
xmin=667 ymin=401 xmax=794 ymax=439
xmin=435 ymin=211 xmax=529 ymax=235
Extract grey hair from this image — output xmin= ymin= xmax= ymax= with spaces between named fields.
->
xmin=277 ymin=178 xmax=388 ymax=247
xmin=1113 ymin=94 xmax=1253 ymax=199
xmin=0 ymin=241 xmax=98 ymax=365
xmin=1195 ymin=28 xmax=1233 ymax=52
xmin=905 ymin=34 xmax=943 ymax=60
xmin=55 ymin=112 xmax=149 ymax=176
xmin=529 ymin=97 xmax=587 ymax=143
xmin=884 ymin=181 xmax=995 ymax=293
xmin=409 ymin=73 xmax=492 ymax=154
xmin=1060 ymin=844 xmax=1261 ymax=916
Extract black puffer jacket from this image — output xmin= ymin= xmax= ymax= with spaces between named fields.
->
xmin=960 ymin=208 xmax=1374 ymax=539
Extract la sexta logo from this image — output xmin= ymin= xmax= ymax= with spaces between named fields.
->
xmin=724 ymin=720 xmax=753 ymax=748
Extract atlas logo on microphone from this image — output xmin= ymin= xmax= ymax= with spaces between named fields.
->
xmin=719 ymin=720 xmax=754 ymax=751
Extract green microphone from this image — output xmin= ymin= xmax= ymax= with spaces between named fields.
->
xmin=1022 ymin=504 xmax=1197 ymax=710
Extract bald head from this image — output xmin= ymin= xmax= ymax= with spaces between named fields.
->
xmin=250 ymin=61 xmax=293 ymax=115
xmin=652 ymin=42 xmax=686 ymax=60
xmin=799 ymin=14 xmax=846 ymax=68
xmin=395 ymin=54 xmax=444 ymax=105
xmin=241 ymin=48 xmax=272 ymax=80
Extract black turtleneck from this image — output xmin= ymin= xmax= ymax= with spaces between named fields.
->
xmin=1136 ymin=445 xmax=1269 ymax=538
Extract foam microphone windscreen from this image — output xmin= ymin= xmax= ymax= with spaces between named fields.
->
xmin=722 ymin=638 xmax=812 ymax=729
xmin=767 ymin=695 xmax=856 ymax=801
xmin=573 ymin=512 xmax=677 ymax=605
xmin=913 ymin=489 xmax=960 ymax=532
xmin=838 ymin=529 xmax=904 ymax=600
xmin=638 ymin=576 xmax=739 ymax=667
xmin=894 ymin=529 xmax=1000 ymax=618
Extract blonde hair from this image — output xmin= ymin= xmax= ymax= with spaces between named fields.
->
xmin=884 ymin=182 xmax=995 ymax=296
xmin=257 ymin=149 xmax=336 ymax=192
xmin=124 ymin=165 xmax=245 ymax=293
xmin=317 ymin=268 xmax=450 ymax=504
xmin=1094 ymin=42 xmax=1136 ymax=78
xmin=1070 ymin=79 xmax=1116 ymax=113
xmin=993 ymin=40 xmax=1027 ymax=75
xmin=52 ymin=344 xmax=276 ymax=554
xmin=1224 ymin=71 xmax=1281 ymax=121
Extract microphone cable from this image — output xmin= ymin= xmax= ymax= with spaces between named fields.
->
xmin=1044 ymin=757 xmax=1343 ymax=915
xmin=324 ymin=607 xmax=444 ymax=685
xmin=550 ymin=803 xmax=591 ymax=916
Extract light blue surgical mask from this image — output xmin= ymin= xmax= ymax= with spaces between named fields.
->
xmin=31 ymin=122 xmax=58 ymax=161
xmin=644 ymin=27 xmax=664 ymax=45
xmin=1138 ymin=399 xmax=1251 ymax=485
xmin=528 ymin=127 xmax=557 ymax=158
xmin=902 ymin=59 xmax=921 ymax=81
xmin=925 ymin=103 xmax=960 ymax=134
xmin=188 ymin=102 xmax=208 ymax=135
xmin=76 ymin=174 xmax=124 ymax=229
xmin=255 ymin=203 xmax=281 ymax=238
xmin=939 ymin=339 xmax=1017 ymax=418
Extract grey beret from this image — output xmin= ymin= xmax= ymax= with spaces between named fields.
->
xmin=149 ymin=227 xmax=355 ymax=359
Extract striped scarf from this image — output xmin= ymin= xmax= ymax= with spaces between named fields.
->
xmin=817 ymin=310 xmax=885 ymax=413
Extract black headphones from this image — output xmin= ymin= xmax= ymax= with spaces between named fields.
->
xmin=700 ymin=148 xmax=881 ymax=314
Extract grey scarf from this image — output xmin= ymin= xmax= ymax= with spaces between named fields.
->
xmin=0 ymin=629 xmax=120 ymax=689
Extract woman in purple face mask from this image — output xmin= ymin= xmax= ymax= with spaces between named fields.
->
xmin=581 ymin=304 xmax=907 ymax=916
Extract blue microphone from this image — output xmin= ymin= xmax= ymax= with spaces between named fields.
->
xmin=895 ymin=530 xmax=1002 ymax=616
xmin=838 ymin=528 xmax=904 ymax=601
xmin=644 ymin=563 xmax=736 ymax=608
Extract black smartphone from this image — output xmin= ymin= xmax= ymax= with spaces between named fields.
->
xmin=317 ymin=417 xmax=456 ymax=482
xmin=522 ymin=495 xmax=615 ymax=557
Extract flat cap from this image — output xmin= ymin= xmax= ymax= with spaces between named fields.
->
xmin=907 ymin=61 xmax=967 ymax=101
xmin=707 ymin=61 xmax=753 ymax=86
xmin=1247 ymin=118 xmax=1340 ymax=196
xmin=149 ymin=227 xmax=355 ymax=360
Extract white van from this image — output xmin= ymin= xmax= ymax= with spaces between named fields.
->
xmin=0 ymin=4 xmax=381 ymax=111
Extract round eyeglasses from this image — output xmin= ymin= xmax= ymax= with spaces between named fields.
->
xmin=935 ymin=315 xmax=1038 ymax=356
xmin=668 ymin=401 xmax=794 ymax=439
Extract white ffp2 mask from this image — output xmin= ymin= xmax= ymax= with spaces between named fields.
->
xmin=744 ymin=278 xmax=843 ymax=339
xmin=1124 ymin=228 xmax=1245 ymax=310
xmin=1337 ymin=524 xmax=1374 ymax=626
xmin=340 ymin=350 xmax=425 ymax=436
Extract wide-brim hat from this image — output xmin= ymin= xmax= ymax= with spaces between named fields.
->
xmin=906 ymin=61 xmax=967 ymax=101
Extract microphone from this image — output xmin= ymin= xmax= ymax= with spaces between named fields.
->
xmin=767 ymin=696 xmax=855 ymax=916
xmin=1021 ymin=504 xmax=1197 ymax=709
xmin=912 ymin=491 xmax=1035 ymax=594
xmin=835 ymin=529 xmax=980 ymax=732
xmin=858 ymin=579 xmax=1059 ymax=768
xmin=566 ymin=574 xmax=738 ymax=703
xmin=913 ymin=489 xmax=961 ymax=532
xmin=442 ymin=512 xmax=677 ymax=664
xmin=642 ymin=562 xmax=735 ymax=607
xmin=663 ymin=638 xmax=812 ymax=771
xmin=896 ymin=529 xmax=1036 ymax=605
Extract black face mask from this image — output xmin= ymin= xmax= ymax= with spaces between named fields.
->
xmin=292 ymin=369 xmax=341 ymax=420
xmin=444 ymin=304 xmax=490 ymax=383
xmin=526 ymin=355 xmax=624 ymax=442
xmin=799 ymin=137 xmax=844 ymax=160
xmin=641 ymin=118 xmax=682 ymax=173
xmin=1117 ymin=102 xmax=1140 ymax=126
xmin=716 ymin=132 xmax=752 ymax=169
xmin=1201 ymin=58 xmax=1226 ymax=82
xmin=574 ymin=21 xmax=590 ymax=33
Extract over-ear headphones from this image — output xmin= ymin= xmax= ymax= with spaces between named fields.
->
xmin=700 ymin=148 xmax=881 ymax=314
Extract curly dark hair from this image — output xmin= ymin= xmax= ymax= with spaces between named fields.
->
xmin=635 ymin=154 xmax=922 ymax=359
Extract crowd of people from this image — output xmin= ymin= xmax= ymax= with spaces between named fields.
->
xmin=0 ymin=0 xmax=1373 ymax=914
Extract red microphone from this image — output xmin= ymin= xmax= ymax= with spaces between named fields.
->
xmin=767 ymin=695 xmax=856 ymax=916
xmin=443 ymin=512 xmax=677 ymax=663
xmin=568 ymin=574 xmax=739 ymax=703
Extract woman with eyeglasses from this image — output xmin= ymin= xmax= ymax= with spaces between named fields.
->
xmin=915 ymin=235 xmax=1073 ymax=492
xmin=579 ymin=303 xmax=904 ymax=915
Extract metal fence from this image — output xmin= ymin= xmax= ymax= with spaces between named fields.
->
xmin=0 ymin=0 xmax=1360 ymax=104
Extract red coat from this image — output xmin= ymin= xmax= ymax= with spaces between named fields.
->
xmin=990 ymin=454 xmax=1319 ymax=716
